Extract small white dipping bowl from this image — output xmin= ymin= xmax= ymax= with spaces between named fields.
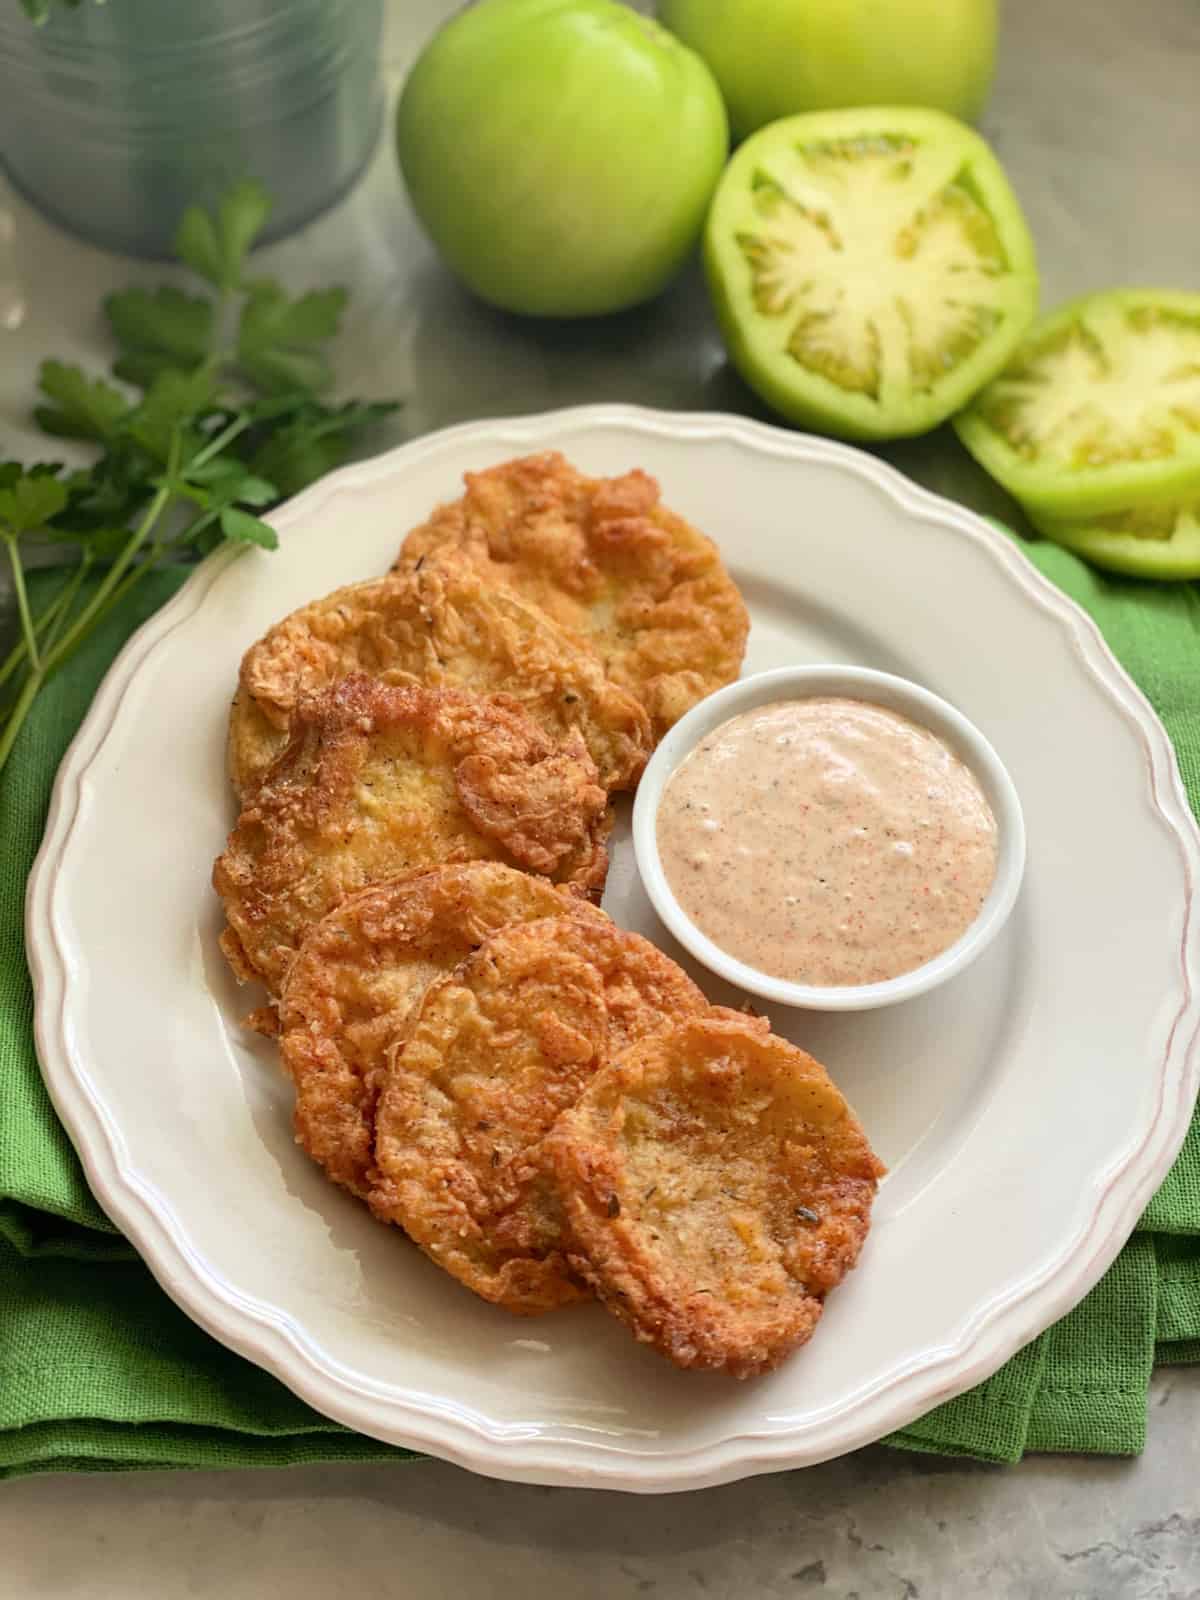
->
xmin=632 ymin=665 xmax=1026 ymax=1012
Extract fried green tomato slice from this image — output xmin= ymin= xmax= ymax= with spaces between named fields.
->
xmin=1029 ymin=496 xmax=1200 ymax=581
xmin=546 ymin=1014 xmax=885 ymax=1377
xmin=955 ymin=289 xmax=1200 ymax=518
xmin=229 ymin=561 xmax=650 ymax=796
xmin=396 ymin=452 xmax=750 ymax=741
xmin=369 ymin=915 xmax=708 ymax=1314
xmin=704 ymin=106 xmax=1038 ymax=440
xmin=213 ymin=676 xmax=610 ymax=1002
xmin=277 ymin=863 xmax=606 ymax=1199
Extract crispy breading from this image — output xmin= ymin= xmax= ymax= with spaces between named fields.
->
xmin=229 ymin=562 xmax=650 ymax=795
xmin=278 ymin=863 xmax=604 ymax=1199
xmin=395 ymin=453 xmax=750 ymax=739
xmin=546 ymin=1014 xmax=885 ymax=1377
xmin=213 ymin=676 xmax=610 ymax=1002
xmin=369 ymin=915 xmax=708 ymax=1314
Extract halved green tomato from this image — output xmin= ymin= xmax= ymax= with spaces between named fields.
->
xmin=703 ymin=106 xmax=1039 ymax=441
xmin=1031 ymin=498 xmax=1200 ymax=581
xmin=955 ymin=290 xmax=1200 ymax=518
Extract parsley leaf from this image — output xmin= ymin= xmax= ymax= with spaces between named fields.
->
xmin=185 ymin=458 xmax=277 ymax=506
xmin=106 ymin=286 xmax=214 ymax=383
xmin=219 ymin=506 xmax=278 ymax=549
xmin=0 ymin=461 xmax=64 ymax=490
xmin=175 ymin=178 xmax=272 ymax=292
xmin=53 ymin=453 xmax=154 ymax=537
xmin=34 ymin=361 xmax=131 ymax=443
xmin=125 ymin=368 xmax=218 ymax=462
xmin=248 ymin=399 xmax=399 ymax=497
xmin=0 ymin=179 xmax=400 ymax=776
xmin=172 ymin=208 xmax=226 ymax=293
xmin=216 ymin=180 xmax=274 ymax=286
xmin=236 ymin=282 xmax=348 ymax=394
xmin=0 ymin=471 xmax=69 ymax=536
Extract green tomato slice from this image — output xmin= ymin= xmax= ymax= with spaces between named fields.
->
xmin=1031 ymin=497 xmax=1200 ymax=581
xmin=703 ymin=106 xmax=1038 ymax=440
xmin=955 ymin=290 xmax=1200 ymax=518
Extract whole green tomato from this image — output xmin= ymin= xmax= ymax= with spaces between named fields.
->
xmin=657 ymin=0 xmax=997 ymax=140
xmin=397 ymin=0 xmax=729 ymax=318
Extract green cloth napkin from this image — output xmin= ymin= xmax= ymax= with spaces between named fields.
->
xmin=1 ymin=553 xmax=1198 ymax=1479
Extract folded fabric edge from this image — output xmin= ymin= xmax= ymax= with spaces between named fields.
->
xmin=1156 ymin=1257 xmax=1200 ymax=1346
xmin=1023 ymin=1386 xmax=1147 ymax=1457
xmin=0 ymin=1202 xmax=135 ymax=1262
xmin=1158 ymin=1339 xmax=1200 ymax=1366
xmin=881 ymin=1338 xmax=1046 ymax=1465
xmin=0 ymin=1419 xmax=420 ymax=1480
xmin=880 ymin=1433 xmax=1017 ymax=1464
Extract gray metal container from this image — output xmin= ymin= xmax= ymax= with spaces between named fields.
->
xmin=0 ymin=0 xmax=385 ymax=258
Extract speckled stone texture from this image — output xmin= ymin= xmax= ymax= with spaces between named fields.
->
xmin=1 ymin=1370 xmax=1198 ymax=1599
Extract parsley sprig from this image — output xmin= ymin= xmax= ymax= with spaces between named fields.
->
xmin=0 ymin=179 xmax=398 ymax=773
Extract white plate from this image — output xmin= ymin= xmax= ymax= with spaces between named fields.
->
xmin=28 ymin=406 xmax=1200 ymax=1493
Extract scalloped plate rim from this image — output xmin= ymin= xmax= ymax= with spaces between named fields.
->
xmin=26 ymin=404 xmax=1200 ymax=1492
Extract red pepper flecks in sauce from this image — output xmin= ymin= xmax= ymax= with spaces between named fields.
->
xmin=656 ymin=697 xmax=999 ymax=987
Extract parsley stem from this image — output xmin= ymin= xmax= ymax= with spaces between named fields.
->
xmin=4 ymin=535 xmax=41 ymax=674
xmin=82 ymin=567 xmax=150 ymax=634
xmin=0 ymin=475 xmax=176 ymax=776
xmin=37 ymin=479 xmax=172 ymax=681
xmin=38 ymin=554 xmax=92 ymax=658
xmin=75 ymin=523 xmax=200 ymax=638
xmin=0 ymin=666 xmax=41 ymax=772
xmin=48 ymin=503 xmax=219 ymax=668
xmin=0 ymin=636 xmax=29 ymax=695
xmin=187 ymin=413 xmax=250 ymax=472
xmin=0 ymin=573 xmax=77 ymax=693
xmin=167 ymin=507 xmax=220 ymax=548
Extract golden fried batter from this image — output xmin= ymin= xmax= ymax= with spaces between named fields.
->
xmin=278 ymin=863 xmax=604 ymax=1199
xmin=396 ymin=453 xmax=750 ymax=739
xmin=547 ymin=1015 xmax=885 ymax=1377
xmin=229 ymin=562 xmax=650 ymax=795
xmin=369 ymin=916 xmax=708 ymax=1314
xmin=213 ymin=676 xmax=609 ymax=1002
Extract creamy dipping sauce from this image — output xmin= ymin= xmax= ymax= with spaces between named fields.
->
xmin=656 ymin=697 xmax=999 ymax=987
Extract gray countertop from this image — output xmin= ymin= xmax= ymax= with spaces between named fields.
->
xmin=3 ymin=1 xmax=1199 ymax=1594
xmin=2 ymin=1374 xmax=1199 ymax=1599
